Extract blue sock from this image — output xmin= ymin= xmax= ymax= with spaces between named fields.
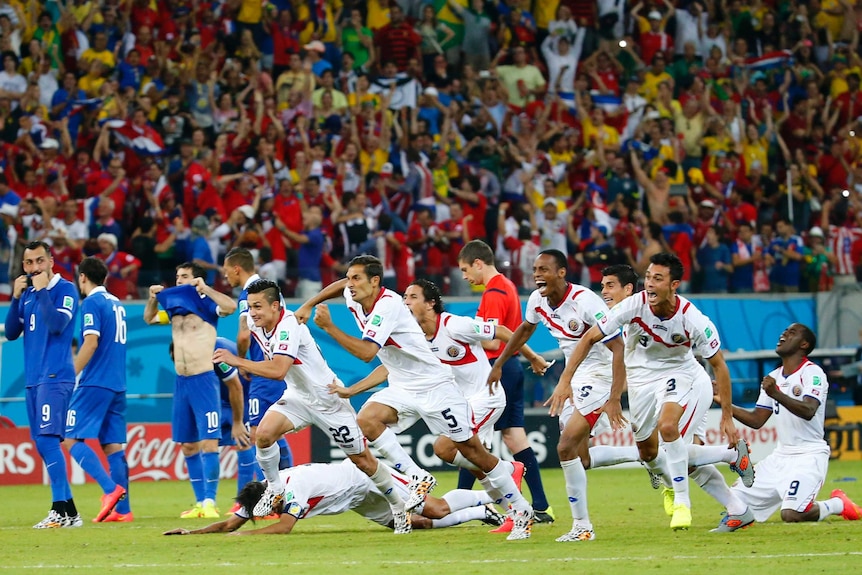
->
xmin=107 ymin=451 xmax=130 ymax=514
xmin=277 ymin=438 xmax=293 ymax=469
xmin=185 ymin=452 xmax=206 ymax=503
xmin=202 ymin=451 xmax=220 ymax=502
xmin=69 ymin=442 xmax=116 ymax=494
xmin=514 ymin=447 xmax=549 ymax=511
xmin=236 ymin=448 xmax=256 ymax=496
xmin=457 ymin=467 xmax=477 ymax=490
xmin=34 ymin=435 xmax=71 ymax=503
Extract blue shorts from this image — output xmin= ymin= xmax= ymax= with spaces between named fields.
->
xmin=219 ymin=402 xmax=250 ymax=447
xmin=490 ymin=356 xmax=525 ymax=430
xmin=65 ymin=386 xmax=127 ymax=444
xmin=248 ymin=376 xmax=286 ymax=427
xmin=172 ymin=372 xmax=221 ymax=443
xmin=27 ymin=383 xmax=74 ymax=438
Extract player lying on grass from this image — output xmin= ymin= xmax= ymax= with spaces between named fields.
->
xmin=163 ymin=459 xmax=505 ymax=535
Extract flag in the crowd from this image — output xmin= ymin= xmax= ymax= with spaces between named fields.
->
xmin=106 ymin=120 xmax=165 ymax=156
xmin=309 ymin=0 xmax=328 ymax=35
xmin=744 ymin=50 xmax=793 ymax=72
xmin=590 ymin=92 xmax=623 ymax=113
xmin=558 ymin=91 xmax=576 ymax=110
xmin=70 ymin=97 xmax=103 ymax=116
xmin=369 ymin=74 xmax=419 ymax=110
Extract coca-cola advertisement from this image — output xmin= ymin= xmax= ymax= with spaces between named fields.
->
xmin=0 ymin=423 xmax=311 ymax=486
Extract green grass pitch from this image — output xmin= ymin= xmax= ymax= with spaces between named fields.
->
xmin=2 ymin=463 xmax=861 ymax=574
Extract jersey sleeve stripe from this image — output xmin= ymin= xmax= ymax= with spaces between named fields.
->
xmin=57 ymin=308 xmax=73 ymax=318
xmin=82 ymin=329 xmax=101 ymax=337
xmin=362 ymin=337 xmax=382 ymax=348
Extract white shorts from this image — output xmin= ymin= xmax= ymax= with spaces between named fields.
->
xmin=629 ymin=365 xmax=706 ymax=443
xmin=267 ymin=389 xmax=365 ymax=456
xmin=677 ymin=369 xmax=713 ymax=444
xmin=730 ymin=448 xmax=830 ymax=522
xmin=559 ymin=369 xmax=612 ymax=432
xmin=468 ymin=392 xmax=505 ymax=449
xmin=370 ymin=381 xmax=473 ymax=442
xmin=628 ymin=384 xmax=660 ymax=443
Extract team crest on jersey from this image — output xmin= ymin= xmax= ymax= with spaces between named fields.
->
xmin=671 ymin=334 xmax=685 ymax=344
xmin=62 ymin=296 xmax=74 ymax=309
xmin=279 ymin=331 xmax=289 ymax=341
xmin=446 ymin=346 xmax=460 ymax=358
xmin=371 ymin=314 xmax=382 ymax=326
xmin=792 ymin=385 xmax=803 ymax=397
xmin=83 ymin=313 xmax=94 ymax=327
xmin=568 ymin=319 xmax=580 ymax=332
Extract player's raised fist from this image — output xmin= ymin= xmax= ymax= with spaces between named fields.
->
xmin=149 ymin=284 xmax=164 ymax=298
xmin=761 ymin=375 xmax=778 ymax=397
xmin=31 ymin=271 xmax=49 ymax=291
xmin=313 ymin=303 xmax=332 ymax=330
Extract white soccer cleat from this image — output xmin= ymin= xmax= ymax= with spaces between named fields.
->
xmin=506 ymin=509 xmax=534 ymax=541
xmin=405 ymin=472 xmax=437 ymax=513
xmin=556 ymin=526 xmax=596 ymax=542
xmin=253 ymin=485 xmax=285 ymax=518
xmin=33 ymin=510 xmax=65 ymax=529
xmin=393 ymin=510 xmax=412 ymax=534
xmin=63 ymin=514 xmax=83 ymax=528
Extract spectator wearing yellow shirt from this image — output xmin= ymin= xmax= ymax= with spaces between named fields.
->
xmin=492 ymin=45 xmax=546 ymax=110
xmin=640 ymin=54 xmax=673 ymax=103
xmin=367 ymin=0 xmax=391 ymax=31
xmin=80 ymin=32 xmax=116 ymax=70
xmin=78 ymin=60 xmax=106 ymax=97
xmin=815 ymin=0 xmax=849 ymax=41
xmin=576 ymin=91 xmax=621 ymax=153
xmin=828 ymin=51 xmax=862 ymax=100
xmin=275 ymin=53 xmax=315 ymax=110
xmin=235 ymin=0 xmax=264 ymax=40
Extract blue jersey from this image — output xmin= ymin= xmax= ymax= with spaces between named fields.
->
xmin=79 ymin=286 xmax=127 ymax=392
xmin=157 ymin=283 xmax=219 ymax=327
xmin=214 ymin=337 xmax=250 ymax=408
xmin=4 ymin=274 xmax=77 ymax=387
xmin=238 ymin=277 xmax=286 ymax=400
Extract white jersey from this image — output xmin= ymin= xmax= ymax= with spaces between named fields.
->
xmin=247 ymin=309 xmax=340 ymax=411
xmin=756 ymin=359 xmax=829 ymax=455
xmin=428 ymin=312 xmax=505 ymax=408
xmin=524 ymin=283 xmax=615 ymax=374
xmin=601 ymin=292 xmax=721 ymax=386
xmin=344 ymin=286 xmax=453 ymax=393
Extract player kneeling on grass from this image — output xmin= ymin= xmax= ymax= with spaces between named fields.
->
xmin=163 ymin=460 xmax=506 ymax=535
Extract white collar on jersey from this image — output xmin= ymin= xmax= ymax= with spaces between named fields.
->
xmin=46 ymin=273 xmax=62 ymax=290
xmin=87 ymin=286 xmax=107 ymax=297
xmin=243 ymin=273 xmax=262 ymax=290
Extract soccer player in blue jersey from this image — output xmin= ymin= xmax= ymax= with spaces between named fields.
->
xmin=63 ymin=257 xmax=131 ymax=523
xmin=144 ymin=262 xmax=237 ymax=518
xmin=5 ymin=241 xmax=80 ymax=528
xmin=222 ymin=248 xmax=293 ymax=480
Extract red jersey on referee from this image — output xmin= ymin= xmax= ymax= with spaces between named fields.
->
xmin=477 ymin=273 xmax=522 ymax=360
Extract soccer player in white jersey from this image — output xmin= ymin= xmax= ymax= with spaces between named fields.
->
xmin=295 ymin=255 xmax=535 ymax=540
xmin=489 ymin=250 xmax=626 ymax=542
xmin=163 ymin=459 xmax=506 ymax=535
xmin=717 ymin=323 xmax=861 ymax=526
xmin=600 ymin=264 xmax=756 ymax=532
xmin=211 ymin=279 xmax=411 ymax=534
xmin=549 ymin=252 xmax=743 ymax=531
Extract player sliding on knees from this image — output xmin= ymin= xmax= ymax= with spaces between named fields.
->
xmin=164 ymin=460 xmax=506 ymax=536
xmin=212 ymin=279 xmax=411 ymax=534
xmin=296 ymin=256 xmax=535 ymax=540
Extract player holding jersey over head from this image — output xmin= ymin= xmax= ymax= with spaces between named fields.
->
xmin=719 ymin=323 xmax=861 ymax=526
xmin=63 ymin=257 xmax=131 ymax=523
xmin=549 ymin=252 xmax=743 ymax=531
xmin=144 ymin=262 xmax=237 ymax=519
xmin=295 ymin=255 xmax=535 ymax=540
xmin=212 ymin=279 xmax=412 ymax=534
xmin=490 ymin=250 xmax=626 ymax=543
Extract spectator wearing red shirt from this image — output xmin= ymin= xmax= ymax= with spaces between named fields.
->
xmin=373 ymin=4 xmax=422 ymax=72
xmin=640 ymin=11 xmax=674 ymax=67
xmin=85 ymin=156 xmax=128 ymax=222
xmin=450 ymin=175 xmax=487 ymax=242
xmin=48 ymin=228 xmax=82 ymax=282
xmin=834 ymin=73 xmax=862 ymax=129
xmin=270 ymin=9 xmax=300 ymax=78
xmin=95 ymin=233 xmax=141 ymax=301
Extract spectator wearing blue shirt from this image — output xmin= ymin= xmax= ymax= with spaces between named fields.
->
xmin=697 ymin=226 xmax=732 ymax=293
xmin=50 ymin=72 xmax=86 ymax=142
xmin=190 ymin=216 xmax=217 ymax=286
xmin=418 ymin=87 xmax=444 ymax=135
xmin=730 ymin=222 xmax=761 ymax=293
xmin=766 ymin=218 xmax=805 ymax=292
xmin=117 ymin=49 xmax=146 ymax=93
xmin=281 ymin=204 xmax=326 ymax=299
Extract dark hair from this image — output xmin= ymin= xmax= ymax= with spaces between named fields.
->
xmin=458 ymin=239 xmax=494 ymax=266
xmin=24 ymin=240 xmax=51 ymax=257
xmin=538 ymin=249 xmax=567 ymax=272
xmin=246 ymin=279 xmax=281 ymax=304
xmin=79 ymin=256 xmax=108 ymax=286
xmin=225 ymin=247 xmax=256 ymax=273
xmin=348 ymin=255 xmax=383 ymax=281
xmin=235 ymin=480 xmax=267 ymax=523
xmin=602 ymin=264 xmax=638 ymax=290
xmin=409 ymin=278 xmax=444 ymax=314
xmin=176 ymin=261 xmax=206 ymax=279
xmin=649 ymin=252 xmax=684 ymax=282
xmin=797 ymin=323 xmax=817 ymax=354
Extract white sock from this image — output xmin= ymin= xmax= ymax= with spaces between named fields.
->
xmin=442 ymin=489 xmax=492 ymax=512
xmin=256 ymin=443 xmax=283 ymax=492
xmin=589 ymin=445 xmax=640 ymax=468
xmin=431 ymin=506 xmax=485 ymax=528
xmin=452 ymin=451 xmax=481 ymax=472
xmin=485 ymin=459 xmax=531 ymax=514
xmin=818 ymin=498 xmax=845 ymax=521
xmin=644 ymin=450 xmax=672 ymax=488
xmin=368 ymin=427 xmax=421 ymax=477
xmin=478 ymin=476 xmax=505 ymax=509
xmin=690 ymin=465 xmax=746 ymax=516
xmin=368 ymin=460 xmax=405 ymax=512
xmin=561 ymin=457 xmax=591 ymax=528
xmin=687 ymin=444 xmax=735 ymax=467
xmin=663 ymin=438 xmax=690 ymax=507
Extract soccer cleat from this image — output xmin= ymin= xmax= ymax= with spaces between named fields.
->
xmin=405 ymin=472 xmax=437 ymax=513
xmin=831 ymin=489 xmax=862 ymax=521
xmin=490 ymin=516 xmax=513 ymax=533
xmin=94 ymin=485 xmax=127 ymax=523
xmin=510 ymin=461 xmax=525 ymax=491
xmin=670 ymin=503 xmax=692 ymax=531
xmin=180 ymin=503 xmax=203 ymax=519
xmin=662 ymin=487 xmax=675 ymax=516
xmin=506 ymin=509 xmax=534 ymax=540
xmin=201 ymin=501 xmax=220 ymax=519
xmin=226 ymin=502 xmax=243 ymax=516
xmin=102 ymin=511 xmax=134 ymax=523
xmin=643 ymin=462 xmax=662 ymax=490
xmin=533 ymin=506 xmax=556 ymax=524
xmin=393 ymin=510 xmax=412 ymax=534
xmin=481 ymin=504 xmax=506 ymax=527
xmin=253 ymin=486 xmax=285 ymax=518
xmin=710 ymin=507 xmax=755 ymax=532
xmin=63 ymin=514 xmax=83 ymax=528
xmin=33 ymin=510 xmax=64 ymax=529
xmin=730 ymin=439 xmax=755 ymax=488
xmin=555 ymin=526 xmax=596 ymax=542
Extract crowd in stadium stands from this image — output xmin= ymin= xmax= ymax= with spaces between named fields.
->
xmin=1 ymin=0 xmax=862 ymax=300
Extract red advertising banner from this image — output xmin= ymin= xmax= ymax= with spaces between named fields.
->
xmin=0 ymin=423 xmax=311 ymax=486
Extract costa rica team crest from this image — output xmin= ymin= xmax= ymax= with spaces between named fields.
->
xmin=671 ymin=334 xmax=685 ymax=344
xmin=568 ymin=319 xmax=579 ymax=332
xmin=446 ymin=346 xmax=460 ymax=358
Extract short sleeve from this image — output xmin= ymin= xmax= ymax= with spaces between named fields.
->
xmin=445 ymin=314 xmax=496 ymax=343
xmin=686 ymin=306 xmax=721 ymax=359
xmin=81 ymin=298 xmax=101 ymax=338
xmin=58 ymin=282 xmax=78 ymax=319
xmin=362 ymin=292 xmax=400 ymax=347
xmin=271 ymin=314 xmax=301 ymax=358
xmin=599 ymin=293 xmax=637 ymax=336
xmin=801 ymin=365 xmax=826 ymax=404
xmin=754 ymin=387 xmax=773 ymax=411
xmin=215 ymin=360 xmax=238 ymax=381
xmin=523 ymin=291 xmax=541 ymax=325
